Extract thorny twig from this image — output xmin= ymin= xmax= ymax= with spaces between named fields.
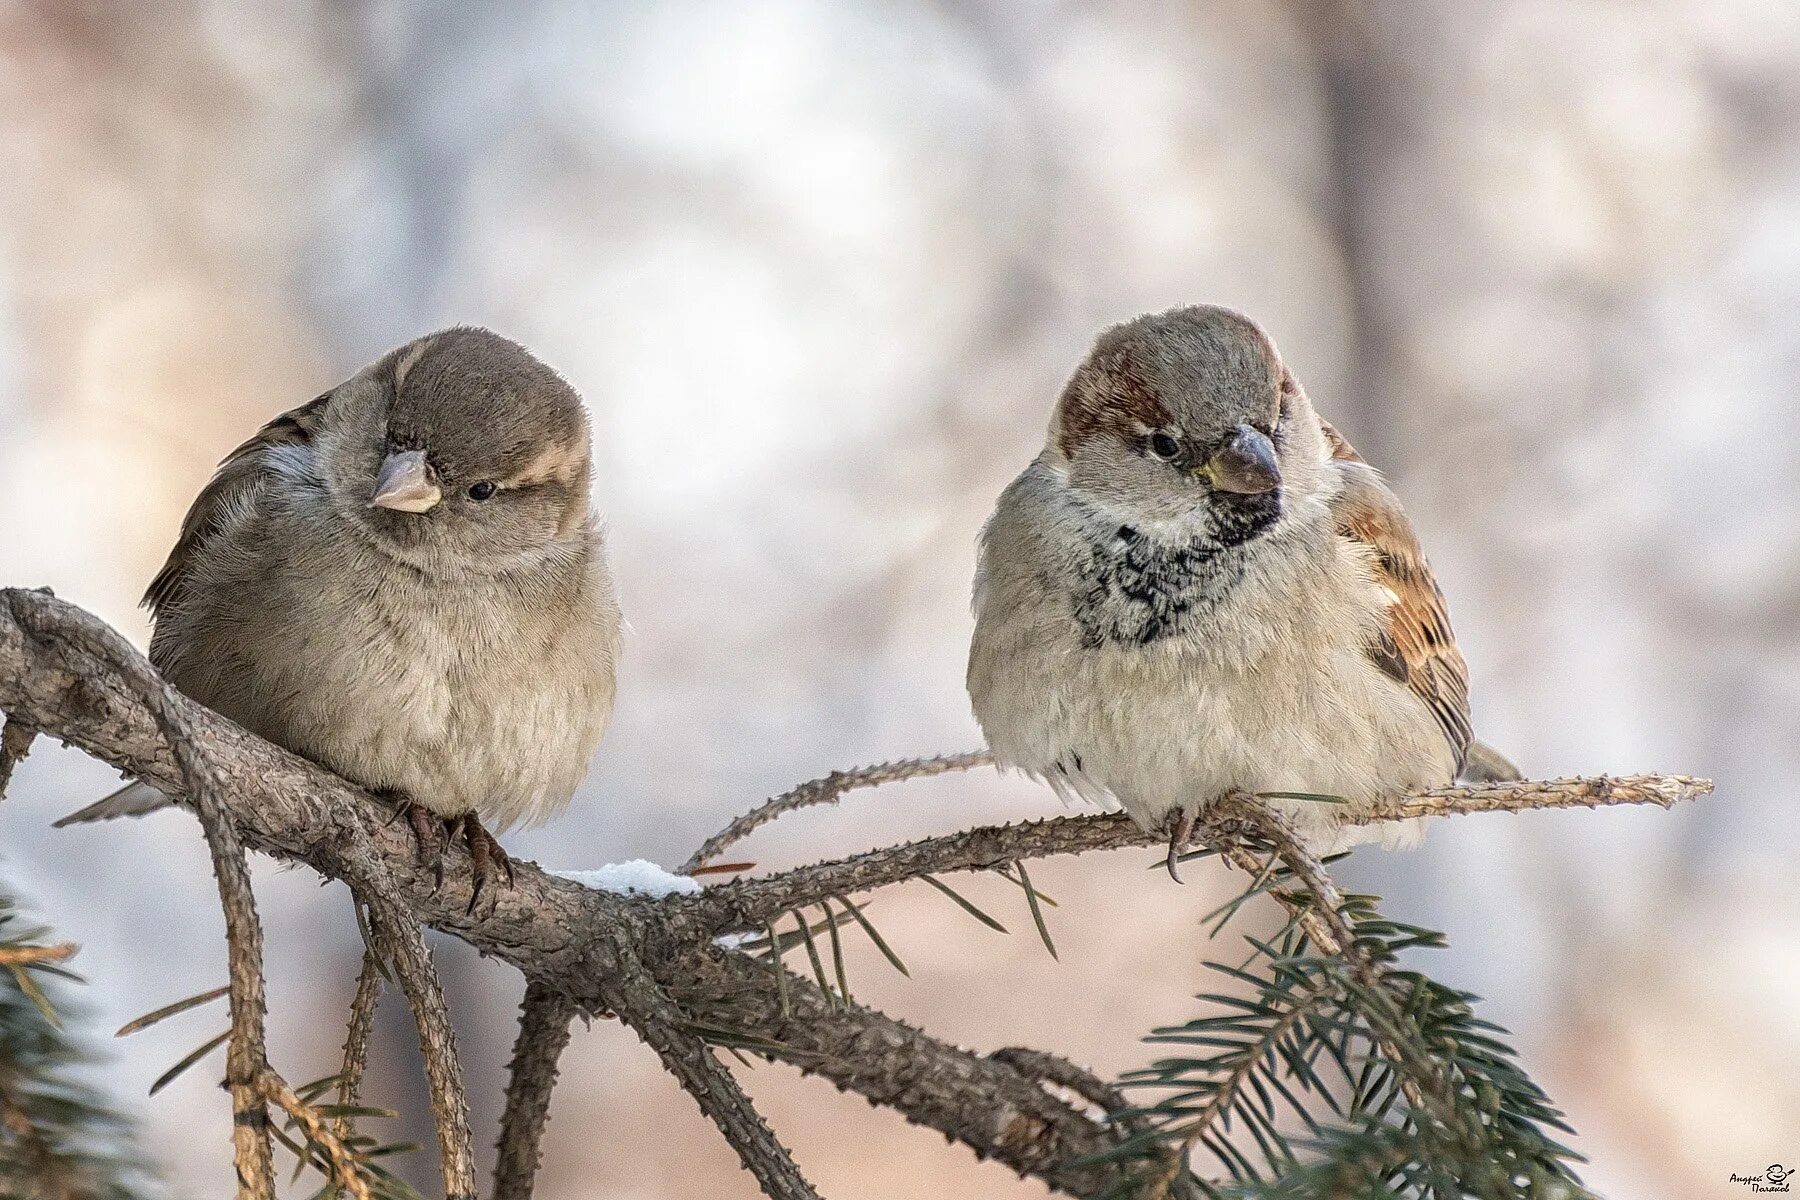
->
xmin=492 ymin=980 xmax=578 ymax=1200
xmin=7 ymin=592 xmax=278 ymax=1197
xmin=0 ymin=590 xmax=1716 ymax=1200
xmin=261 ymin=1070 xmax=375 ymax=1200
xmin=335 ymin=945 xmax=383 ymax=1145
xmin=683 ymin=774 xmax=1711 ymax=937
xmin=603 ymin=937 xmax=821 ymax=1200
xmin=357 ymin=858 xmax=476 ymax=1200
xmin=682 ymin=751 xmax=993 ymax=873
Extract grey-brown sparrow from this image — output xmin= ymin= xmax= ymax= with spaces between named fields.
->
xmin=60 ymin=328 xmax=622 ymax=897
xmin=967 ymin=305 xmax=1516 ymax=872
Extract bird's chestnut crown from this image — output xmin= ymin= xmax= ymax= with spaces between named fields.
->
xmin=1049 ymin=305 xmax=1302 ymax=528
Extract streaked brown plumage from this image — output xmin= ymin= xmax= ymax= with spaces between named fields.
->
xmin=1318 ymin=417 xmax=1474 ymax=774
xmin=967 ymin=305 xmax=1516 ymax=868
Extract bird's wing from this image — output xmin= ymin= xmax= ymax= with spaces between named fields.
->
xmin=1319 ymin=418 xmax=1473 ymax=773
xmin=143 ymin=392 xmax=332 ymax=617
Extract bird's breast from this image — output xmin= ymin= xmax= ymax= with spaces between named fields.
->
xmin=221 ymin=559 xmax=614 ymax=826
xmin=1069 ymin=523 xmax=1246 ymax=648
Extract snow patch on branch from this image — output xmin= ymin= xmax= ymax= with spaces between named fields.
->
xmin=548 ymin=860 xmax=702 ymax=898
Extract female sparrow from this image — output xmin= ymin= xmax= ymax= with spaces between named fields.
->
xmin=967 ymin=305 xmax=1516 ymax=871
xmin=61 ymin=328 xmax=622 ymax=898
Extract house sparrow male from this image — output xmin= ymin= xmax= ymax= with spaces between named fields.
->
xmin=967 ymin=305 xmax=1516 ymax=871
xmin=60 ymin=328 xmax=622 ymax=896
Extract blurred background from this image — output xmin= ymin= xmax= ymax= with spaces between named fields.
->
xmin=1 ymin=1 xmax=1794 ymax=1196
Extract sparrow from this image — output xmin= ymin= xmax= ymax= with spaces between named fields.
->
xmin=966 ymin=305 xmax=1517 ymax=873
xmin=59 ymin=327 xmax=622 ymax=900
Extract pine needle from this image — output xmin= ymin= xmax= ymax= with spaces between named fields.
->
xmin=795 ymin=909 xmax=835 ymax=1007
xmin=821 ymin=902 xmax=852 ymax=1004
xmin=921 ymin=875 xmax=1008 ymax=933
xmin=764 ymin=920 xmax=791 ymax=1017
xmin=149 ymin=1028 xmax=230 ymax=1096
xmin=840 ymin=899 xmax=910 ymax=978
xmin=116 ymin=984 xmax=230 ymax=1037
xmin=9 ymin=962 xmax=60 ymax=1028
xmin=1012 ymin=862 xmax=1057 ymax=960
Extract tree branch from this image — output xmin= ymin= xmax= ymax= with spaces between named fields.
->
xmin=0 ymin=590 xmax=1714 ymax=1199
xmin=684 ymin=773 xmax=1711 ymax=935
xmin=682 ymin=751 xmax=993 ymax=873
xmin=491 ymin=981 xmax=577 ymax=1200
xmin=6 ymin=590 xmax=277 ymax=1197
xmin=0 ymin=592 xmax=1140 ymax=1192
xmin=667 ymin=949 xmax=1134 ymax=1196
xmin=358 ymin=865 xmax=477 ymax=1200
xmin=601 ymin=938 xmax=821 ymax=1200
xmin=335 ymin=945 xmax=383 ymax=1146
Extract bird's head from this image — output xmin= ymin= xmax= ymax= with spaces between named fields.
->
xmin=319 ymin=327 xmax=594 ymax=572
xmin=1048 ymin=305 xmax=1330 ymax=544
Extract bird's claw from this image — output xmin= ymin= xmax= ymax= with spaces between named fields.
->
xmin=461 ymin=814 xmax=513 ymax=915
xmin=404 ymin=802 xmax=447 ymax=890
xmin=1165 ymin=808 xmax=1197 ymax=884
xmin=395 ymin=801 xmax=512 ymax=912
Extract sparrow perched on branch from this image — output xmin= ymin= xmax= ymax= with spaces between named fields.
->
xmin=60 ymin=328 xmax=622 ymax=898
xmin=967 ymin=305 xmax=1516 ymax=872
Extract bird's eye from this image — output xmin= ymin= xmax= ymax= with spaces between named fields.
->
xmin=466 ymin=481 xmax=497 ymax=501
xmin=1148 ymin=433 xmax=1180 ymax=461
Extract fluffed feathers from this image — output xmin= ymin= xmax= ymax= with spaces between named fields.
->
xmin=968 ymin=305 xmax=1508 ymax=854
xmin=61 ymin=328 xmax=621 ymax=836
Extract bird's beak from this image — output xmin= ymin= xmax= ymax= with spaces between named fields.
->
xmin=370 ymin=450 xmax=442 ymax=513
xmin=1199 ymin=426 xmax=1281 ymax=495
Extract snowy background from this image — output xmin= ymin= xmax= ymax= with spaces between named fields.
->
xmin=2 ymin=2 xmax=1795 ymax=1196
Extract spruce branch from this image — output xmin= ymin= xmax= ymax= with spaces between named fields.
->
xmin=491 ymin=981 xmax=577 ymax=1200
xmin=357 ymin=866 xmax=476 ymax=1200
xmin=1212 ymin=802 xmax=1454 ymax=1123
xmin=1100 ymin=802 xmax=1592 ymax=1198
xmin=687 ymin=774 xmax=1709 ymax=937
xmin=0 ymin=590 xmax=1712 ymax=1199
xmin=683 ymin=750 xmax=993 ymax=873
xmin=602 ymin=937 xmax=821 ymax=1200
xmin=6 ymin=590 xmax=277 ymax=1197
xmin=336 ymin=947 xmax=383 ymax=1147
xmin=0 ymin=887 xmax=155 ymax=1200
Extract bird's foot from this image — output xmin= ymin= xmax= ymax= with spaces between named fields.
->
xmin=1165 ymin=808 xmax=1197 ymax=884
xmin=458 ymin=813 xmax=514 ymax=914
xmin=401 ymin=801 xmax=448 ymax=891
xmin=385 ymin=798 xmax=513 ymax=910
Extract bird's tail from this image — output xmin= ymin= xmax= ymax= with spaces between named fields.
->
xmin=54 ymin=781 xmax=171 ymax=827
xmin=1460 ymin=739 xmax=1523 ymax=784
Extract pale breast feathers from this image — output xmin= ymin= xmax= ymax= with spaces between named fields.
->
xmin=1319 ymin=419 xmax=1474 ymax=773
